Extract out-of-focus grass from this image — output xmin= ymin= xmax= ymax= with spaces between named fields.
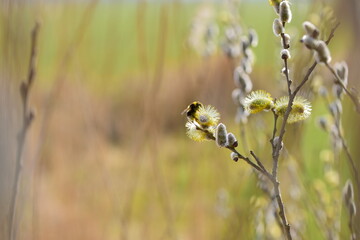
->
xmin=34 ymin=2 xmax=315 ymax=92
xmin=35 ymin=2 xmax=199 ymax=94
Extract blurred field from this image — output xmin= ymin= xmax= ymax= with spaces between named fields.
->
xmin=1 ymin=0 xmax=360 ymax=240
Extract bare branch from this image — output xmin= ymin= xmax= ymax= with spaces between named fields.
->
xmin=9 ymin=22 xmax=40 ymax=240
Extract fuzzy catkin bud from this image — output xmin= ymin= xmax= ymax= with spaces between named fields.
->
xmin=232 ymin=88 xmax=243 ymax=106
xmin=235 ymin=107 xmax=249 ymax=124
xmin=227 ymin=133 xmax=238 ymax=148
xmin=281 ymin=67 xmax=289 ymax=75
xmin=244 ymin=49 xmax=255 ymax=64
xmin=314 ymin=41 xmax=331 ymax=63
xmin=317 ymin=117 xmax=328 ymax=132
xmin=333 ymin=62 xmax=349 ymax=97
xmin=279 ymin=1 xmax=292 ymax=23
xmin=332 ymin=84 xmax=344 ymax=99
xmin=302 ymin=21 xmax=319 ymax=39
xmin=281 ymin=49 xmax=291 ymax=59
xmin=223 ymin=43 xmax=241 ymax=59
xmin=230 ymin=152 xmax=239 ymax=162
xmin=241 ymin=58 xmax=253 ymax=74
xmin=334 ymin=61 xmax=349 ymax=82
xmin=349 ymin=201 xmax=357 ymax=216
xmin=343 ymin=180 xmax=354 ymax=206
xmin=240 ymin=37 xmax=250 ymax=52
xmin=318 ymin=86 xmax=328 ymax=97
xmin=335 ymin=100 xmax=343 ymax=114
xmin=282 ymin=33 xmax=290 ymax=49
xmin=301 ymin=35 xmax=318 ymax=50
xmin=329 ymin=101 xmax=342 ymax=119
xmin=272 ymin=18 xmax=284 ymax=36
xmin=215 ymin=123 xmax=228 ymax=147
xmin=234 ymin=67 xmax=253 ymax=93
xmin=225 ymin=27 xmax=237 ymax=43
xmin=248 ymin=29 xmax=258 ymax=47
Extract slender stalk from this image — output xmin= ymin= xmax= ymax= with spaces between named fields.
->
xmin=250 ymin=150 xmax=267 ymax=172
xmin=349 ymin=215 xmax=356 ymax=240
xmin=195 ymin=126 xmax=273 ymax=180
xmin=270 ymin=110 xmax=278 ymax=145
xmin=227 ymin=147 xmax=264 ymax=173
xmin=9 ymin=22 xmax=40 ymax=240
xmin=256 ymin=172 xmax=285 ymax=238
xmin=340 ymin=132 xmax=360 ymax=199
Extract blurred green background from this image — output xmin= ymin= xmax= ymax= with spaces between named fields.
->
xmin=0 ymin=0 xmax=359 ymax=239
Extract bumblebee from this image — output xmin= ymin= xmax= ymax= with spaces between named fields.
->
xmin=268 ymin=0 xmax=282 ymax=6
xmin=182 ymin=101 xmax=203 ymax=121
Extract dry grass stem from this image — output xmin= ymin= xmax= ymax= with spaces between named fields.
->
xmin=9 ymin=22 xmax=40 ymax=240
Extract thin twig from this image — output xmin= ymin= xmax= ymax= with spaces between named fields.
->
xmin=255 ymin=171 xmax=286 ymax=238
xmin=227 ymin=147 xmax=264 ymax=173
xmin=349 ymin=215 xmax=356 ymax=240
xmin=9 ymin=22 xmax=40 ymax=240
xmin=250 ymin=150 xmax=267 ymax=172
xmin=330 ymin=107 xmax=360 ymax=202
xmin=270 ymin=110 xmax=278 ymax=146
xmin=196 ymin=126 xmax=274 ymax=180
xmin=341 ymin=134 xmax=360 ymax=198
xmin=325 ymin=22 xmax=340 ymax=45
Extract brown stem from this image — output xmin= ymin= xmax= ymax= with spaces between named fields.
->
xmin=325 ymin=22 xmax=340 ymax=45
xmin=9 ymin=22 xmax=40 ymax=240
xmin=250 ymin=150 xmax=267 ymax=172
xmin=274 ymin=181 xmax=292 ymax=240
xmin=280 ymin=32 xmax=290 ymax=49
xmin=227 ymin=147 xmax=264 ymax=173
xmin=332 ymin=113 xmax=360 ymax=204
xmin=270 ymin=110 xmax=279 ymax=146
xmin=349 ymin=215 xmax=356 ymax=240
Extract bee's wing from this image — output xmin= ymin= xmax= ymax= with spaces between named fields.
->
xmin=181 ymin=107 xmax=188 ymax=115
